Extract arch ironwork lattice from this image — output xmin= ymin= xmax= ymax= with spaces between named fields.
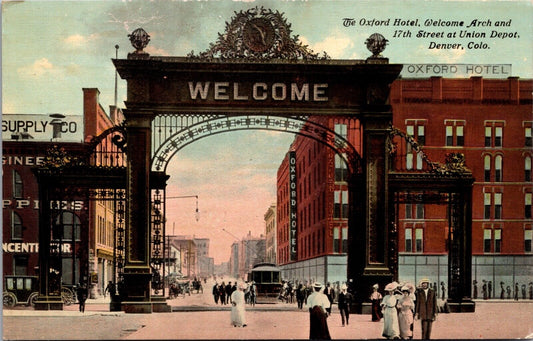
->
xmin=151 ymin=114 xmax=362 ymax=175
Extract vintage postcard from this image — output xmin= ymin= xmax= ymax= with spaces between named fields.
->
xmin=2 ymin=0 xmax=532 ymax=339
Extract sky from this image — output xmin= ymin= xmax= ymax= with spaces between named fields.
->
xmin=2 ymin=0 xmax=532 ymax=264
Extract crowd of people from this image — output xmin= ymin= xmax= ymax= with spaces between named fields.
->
xmin=374 ymin=279 xmax=438 ymax=340
xmin=474 ymin=280 xmax=533 ymax=300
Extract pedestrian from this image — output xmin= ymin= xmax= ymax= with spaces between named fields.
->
xmin=488 ymin=281 xmax=492 ymax=299
xmin=104 ymin=281 xmax=115 ymax=298
xmin=482 ymin=280 xmax=487 ymax=300
xmin=306 ymin=282 xmax=331 ymax=340
xmin=76 ymin=282 xmax=88 ymax=313
xmin=323 ymin=282 xmax=334 ymax=315
xmin=370 ymin=283 xmax=383 ymax=322
xmin=230 ymin=282 xmax=247 ymax=328
xmin=337 ymin=283 xmax=352 ymax=327
xmin=473 ymin=280 xmax=478 ymax=299
xmin=381 ymin=282 xmax=400 ymax=339
xmin=397 ymin=285 xmax=415 ymax=339
xmin=296 ymin=283 xmax=306 ymax=309
xmin=212 ymin=282 xmax=220 ymax=304
xmin=226 ymin=281 xmax=233 ymax=304
xmin=529 ymin=282 xmax=533 ymax=300
xmin=500 ymin=281 xmax=505 ymax=300
xmin=415 ymin=278 xmax=438 ymax=340
xmin=219 ymin=281 xmax=226 ymax=305
xmin=514 ymin=282 xmax=519 ymax=301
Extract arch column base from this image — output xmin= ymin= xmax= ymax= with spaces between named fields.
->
xmin=447 ymin=299 xmax=475 ymax=312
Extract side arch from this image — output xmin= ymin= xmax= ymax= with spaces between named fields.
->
xmin=151 ymin=114 xmax=363 ymax=175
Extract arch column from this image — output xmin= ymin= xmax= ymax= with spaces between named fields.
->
xmin=348 ymin=103 xmax=395 ymax=313
xmin=121 ymin=112 xmax=153 ymax=313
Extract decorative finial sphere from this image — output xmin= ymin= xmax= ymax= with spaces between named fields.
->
xmin=365 ymin=33 xmax=388 ymax=58
xmin=128 ymin=28 xmax=150 ymax=53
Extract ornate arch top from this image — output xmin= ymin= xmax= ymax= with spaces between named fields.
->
xmin=186 ymin=7 xmax=329 ymax=61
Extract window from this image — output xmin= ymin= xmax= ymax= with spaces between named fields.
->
xmin=526 ymin=156 xmax=532 ymax=182
xmin=495 ymin=155 xmax=502 ymax=182
xmin=415 ymin=204 xmax=424 ymax=219
xmin=526 ymin=127 xmax=532 ymax=147
xmin=335 ymin=154 xmax=348 ymax=182
xmin=456 ymin=126 xmax=464 ymax=146
xmin=494 ymin=193 xmax=502 ymax=219
xmin=53 ymin=212 xmax=81 ymax=241
xmin=446 ymin=126 xmax=454 ymax=146
xmin=333 ymin=227 xmax=340 ymax=253
xmin=333 ymin=190 xmax=349 ymax=219
xmin=14 ymin=255 xmax=28 ymax=275
xmin=494 ymin=229 xmax=502 ymax=253
xmin=485 ymin=123 xmax=504 ymax=148
xmin=341 ymin=227 xmax=348 ymax=253
xmin=334 ymin=123 xmax=347 ymax=147
xmin=406 ymin=123 xmax=425 ymax=169
xmin=484 ymin=229 xmax=492 ymax=252
xmin=13 ymin=170 xmax=23 ymax=198
xmin=525 ymin=229 xmax=532 ymax=252
xmin=445 ymin=120 xmax=465 ymax=146
xmin=484 ymin=155 xmax=491 ymax=182
xmin=405 ymin=228 xmax=413 ymax=252
xmin=526 ymin=193 xmax=532 ymax=219
xmin=415 ymin=228 xmax=423 ymax=252
xmin=484 ymin=193 xmax=491 ymax=219
xmin=12 ymin=212 xmax=23 ymax=240
xmin=485 ymin=126 xmax=492 ymax=147
xmin=417 ymin=125 xmax=425 ymax=145
xmin=405 ymin=204 xmax=412 ymax=219
xmin=495 ymin=127 xmax=503 ymax=147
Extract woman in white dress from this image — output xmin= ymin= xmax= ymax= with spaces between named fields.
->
xmin=397 ymin=285 xmax=415 ymax=339
xmin=381 ymin=282 xmax=400 ymax=339
xmin=230 ymin=282 xmax=247 ymax=327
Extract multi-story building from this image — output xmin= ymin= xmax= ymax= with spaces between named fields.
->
xmin=264 ymin=204 xmax=277 ymax=264
xmin=390 ymin=77 xmax=533 ymax=297
xmin=276 ymin=76 xmax=532 ymax=293
xmin=276 ymin=117 xmax=361 ymax=284
xmin=228 ymin=232 xmax=266 ymax=280
xmin=2 ymin=88 xmax=123 ymax=297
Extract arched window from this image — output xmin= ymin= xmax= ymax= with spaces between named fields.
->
xmin=495 ymin=155 xmax=503 ymax=182
xmin=12 ymin=212 xmax=23 ymax=240
xmin=484 ymin=155 xmax=491 ymax=182
xmin=13 ymin=170 xmax=23 ymax=198
xmin=525 ymin=156 xmax=531 ymax=182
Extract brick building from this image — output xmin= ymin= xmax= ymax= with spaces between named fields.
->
xmin=2 ymin=88 xmax=123 ymax=297
xmin=276 ymin=77 xmax=532 ymax=295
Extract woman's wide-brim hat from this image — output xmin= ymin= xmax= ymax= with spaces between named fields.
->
xmin=384 ymin=282 xmax=397 ymax=291
xmin=372 ymin=283 xmax=379 ymax=289
xmin=402 ymin=282 xmax=416 ymax=294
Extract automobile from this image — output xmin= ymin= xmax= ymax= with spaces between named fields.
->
xmin=3 ymin=275 xmax=39 ymax=307
xmin=3 ymin=275 xmax=76 ymax=307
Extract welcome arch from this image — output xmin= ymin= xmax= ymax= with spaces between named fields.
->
xmin=34 ymin=7 xmax=474 ymax=313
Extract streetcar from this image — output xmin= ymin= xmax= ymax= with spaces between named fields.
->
xmin=248 ymin=262 xmax=282 ymax=303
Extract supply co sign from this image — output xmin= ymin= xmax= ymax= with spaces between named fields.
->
xmin=2 ymin=114 xmax=83 ymax=142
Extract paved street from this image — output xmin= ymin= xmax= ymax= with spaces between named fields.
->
xmin=3 ymin=280 xmax=533 ymax=340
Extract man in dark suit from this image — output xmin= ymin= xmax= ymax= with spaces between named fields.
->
xmin=415 ymin=278 xmax=438 ymax=339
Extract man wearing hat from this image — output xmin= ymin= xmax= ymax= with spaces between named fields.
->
xmin=337 ymin=283 xmax=352 ymax=327
xmin=415 ymin=278 xmax=438 ymax=339
xmin=306 ymin=282 xmax=331 ymax=340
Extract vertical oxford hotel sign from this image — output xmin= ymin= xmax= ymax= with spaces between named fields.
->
xmin=289 ymin=151 xmax=298 ymax=261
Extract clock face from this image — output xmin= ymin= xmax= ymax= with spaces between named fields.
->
xmin=243 ymin=18 xmax=275 ymax=53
